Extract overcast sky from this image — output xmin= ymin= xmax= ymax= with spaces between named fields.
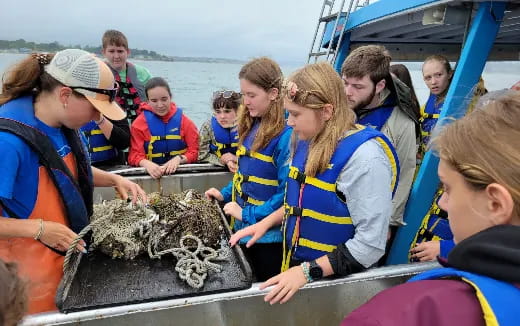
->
xmin=1 ymin=0 xmax=324 ymax=64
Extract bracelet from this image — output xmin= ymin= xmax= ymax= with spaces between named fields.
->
xmin=95 ymin=115 xmax=105 ymax=125
xmin=34 ymin=219 xmax=44 ymax=241
xmin=301 ymin=262 xmax=313 ymax=283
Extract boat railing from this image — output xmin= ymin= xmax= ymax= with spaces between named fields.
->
xmin=307 ymin=0 xmax=373 ymax=64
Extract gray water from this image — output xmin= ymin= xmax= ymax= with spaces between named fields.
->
xmin=1 ymin=53 xmax=518 ymax=128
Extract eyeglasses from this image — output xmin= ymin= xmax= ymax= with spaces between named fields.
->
xmin=69 ymin=82 xmax=119 ymax=102
xmin=212 ymin=90 xmax=241 ymax=100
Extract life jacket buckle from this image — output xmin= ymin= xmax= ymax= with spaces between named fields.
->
xmin=289 ymin=206 xmax=303 ymax=217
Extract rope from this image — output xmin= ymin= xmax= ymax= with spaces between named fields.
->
xmin=61 ymin=195 xmax=227 ymax=291
xmin=150 ymin=235 xmax=228 ymax=289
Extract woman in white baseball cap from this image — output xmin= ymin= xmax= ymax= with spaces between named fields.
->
xmin=0 ymin=49 xmax=147 ymax=314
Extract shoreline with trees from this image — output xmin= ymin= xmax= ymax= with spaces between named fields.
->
xmin=0 ymin=39 xmax=244 ymax=64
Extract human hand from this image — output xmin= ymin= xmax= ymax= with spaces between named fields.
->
xmin=204 ymin=188 xmax=224 ymax=201
xmin=410 ymin=240 xmax=440 ymax=262
xmin=163 ymin=155 xmax=182 ymax=175
xmin=226 ymin=160 xmax=238 ymax=173
xmin=223 ymin=202 xmax=243 ymax=221
xmin=229 ymin=219 xmax=270 ymax=247
xmin=260 ymin=266 xmax=308 ymax=304
xmin=219 ymin=153 xmax=235 ymax=165
xmin=113 ymin=175 xmax=148 ymax=204
xmin=38 ymin=220 xmax=87 ymax=253
xmin=220 ymin=153 xmax=238 ymax=173
xmin=142 ymin=160 xmax=163 ymax=179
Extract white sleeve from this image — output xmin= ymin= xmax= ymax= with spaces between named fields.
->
xmin=336 ymin=139 xmax=393 ymax=267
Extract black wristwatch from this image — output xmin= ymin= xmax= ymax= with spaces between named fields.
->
xmin=309 ymin=260 xmax=323 ymax=281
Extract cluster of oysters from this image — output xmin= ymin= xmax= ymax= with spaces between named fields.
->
xmin=90 ymin=189 xmax=223 ymax=260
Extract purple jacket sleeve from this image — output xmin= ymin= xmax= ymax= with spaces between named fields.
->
xmin=341 ymin=280 xmax=485 ymax=326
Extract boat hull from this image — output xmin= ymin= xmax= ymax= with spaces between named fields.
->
xmin=22 ymin=262 xmax=438 ymax=325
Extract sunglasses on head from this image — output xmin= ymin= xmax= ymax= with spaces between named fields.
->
xmin=212 ymin=90 xmax=241 ymax=100
xmin=214 ymin=108 xmax=234 ymax=115
xmin=69 ymin=82 xmax=119 ymax=102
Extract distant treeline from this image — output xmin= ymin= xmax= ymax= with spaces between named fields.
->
xmin=0 ymin=39 xmax=244 ymax=64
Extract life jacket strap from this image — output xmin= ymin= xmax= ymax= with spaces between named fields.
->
xmin=285 ymin=204 xmax=352 ymax=225
xmin=90 ymin=145 xmax=114 ymax=153
xmin=236 ymin=145 xmax=274 ymax=163
xmin=298 ymin=238 xmax=336 ymax=253
xmin=288 ymin=166 xmax=336 ymax=192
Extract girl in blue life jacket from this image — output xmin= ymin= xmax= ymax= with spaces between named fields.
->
xmin=229 ymin=62 xmax=399 ymax=304
xmin=205 ymin=57 xmax=292 ymax=281
xmin=198 ymin=90 xmax=241 ymax=172
xmin=128 ymin=77 xmax=199 ymax=179
xmin=342 ymin=90 xmax=520 ymax=326
xmin=409 ymin=55 xmax=455 ymax=262
xmin=0 ymin=49 xmax=146 ymax=314
xmin=413 ymin=57 xmax=488 ymax=262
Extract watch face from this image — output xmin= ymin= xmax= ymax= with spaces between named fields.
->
xmin=310 ymin=263 xmax=323 ymax=279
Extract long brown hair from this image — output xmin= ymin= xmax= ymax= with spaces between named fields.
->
xmin=390 ymin=63 xmax=420 ymax=119
xmin=0 ymin=53 xmax=59 ymax=105
xmin=0 ymin=260 xmax=27 ymax=326
xmin=238 ymin=57 xmax=285 ymax=152
xmin=287 ymin=62 xmax=356 ymax=177
xmin=433 ymin=90 xmax=520 ymax=220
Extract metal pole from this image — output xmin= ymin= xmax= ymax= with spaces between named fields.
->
xmin=387 ymin=1 xmax=507 ymax=265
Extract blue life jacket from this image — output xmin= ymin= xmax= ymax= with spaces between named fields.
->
xmin=358 ymin=105 xmax=394 ymax=131
xmin=143 ymin=109 xmax=187 ymax=165
xmin=0 ymin=96 xmax=92 ymax=233
xmin=80 ymin=121 xmax=118 ymax=163
xmin=231 ymin=122 xmax=291 ymax=239
xmin=411 ymin=94 xmax=452 ymax=259
xmin=209 ymin=116 xmax=238 ymax=158
xmin=410 ymin=188 xmax=454 ymax=260
xmin=282 ymin=126 xmax=399 ymax=269
xmin=410 ymin=267 xmax=520 ymax=326
xmin=419 ymin=94 xmax=443 ymax=155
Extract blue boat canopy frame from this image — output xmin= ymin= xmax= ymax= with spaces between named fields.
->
xmin=315 ymin=0 xmax=520 ymax=66
xmin=312 ymin=0 xmax=519 ymax=264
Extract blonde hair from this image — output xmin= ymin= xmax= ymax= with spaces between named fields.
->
xmin=433 ymin=90 xmax=520 ymax=220
xmin=238 ymin=57 xmax=285 ymax=152
xmin=286 ymin=62 xmax=356 ymax=177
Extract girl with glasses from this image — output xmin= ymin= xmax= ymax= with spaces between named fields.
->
xmin=205 ymin=57 xmax=292 ymax=281
xmin=0 ymin=49 xmax=146 ymax=314
xmin=198 ymin=90 xmax=241 ymax=172
xmin=230 ymin=62 xmax=398 ymax=303
xmin=128 ymin=77 xmax=199 ymax=179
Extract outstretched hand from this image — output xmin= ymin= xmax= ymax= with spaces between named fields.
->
xmin=260 ymin=266 xmax=308 ymax=304
xmin=113 ymin=175 xmax=148 ymax=204
xmin=229 ymin=220 xmax=270 ymax=247
xmin=205 ymin=187 xmax=224 ymax=201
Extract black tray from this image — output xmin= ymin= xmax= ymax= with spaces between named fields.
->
xmin=55 ymin=207 xmax=253 ymax=313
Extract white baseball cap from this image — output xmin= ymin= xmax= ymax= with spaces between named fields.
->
xmin=45 ymin=49 xmax=126 ymax=121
